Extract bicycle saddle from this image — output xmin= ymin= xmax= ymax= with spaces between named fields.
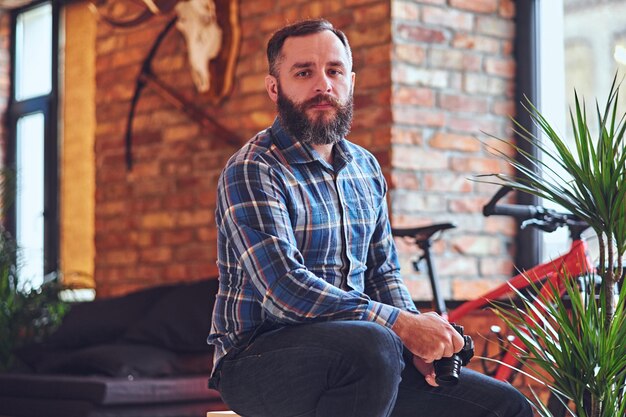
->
xmin=391 ymin=223 xmax=456 ymax=241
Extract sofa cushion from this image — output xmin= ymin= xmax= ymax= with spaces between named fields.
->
xmin=0 ymin=373 xmax=221 ymax=406
xmin=17 ymin=342 xmax=212 ymax=377
xmin=46 ymin=284 xmax=175 ymax=349
xmin=122 ymin=279 xmax=219 ymax=353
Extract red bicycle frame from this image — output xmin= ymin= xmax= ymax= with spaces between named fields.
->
xmin=446 ymin=238 xmax=594 ymax=381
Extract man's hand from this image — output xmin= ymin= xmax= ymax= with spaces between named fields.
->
xmin=391 ymin=310 xmax=464 ymax=363
xmin=412 ymin=356 xmax=438 ymax=387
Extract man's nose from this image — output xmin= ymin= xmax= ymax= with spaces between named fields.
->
xmin=314 ymin=74 xmax=332 ymax=93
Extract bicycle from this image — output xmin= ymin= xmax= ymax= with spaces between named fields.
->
xmin=392 ymin=185 xmax=596 ymax=416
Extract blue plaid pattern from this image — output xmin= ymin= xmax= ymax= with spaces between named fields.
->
xmin=209 ymin=118 xmax=418 ymax=372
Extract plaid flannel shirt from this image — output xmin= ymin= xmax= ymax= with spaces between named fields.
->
xmin=209 ymin=118 xmax=418 ymax=374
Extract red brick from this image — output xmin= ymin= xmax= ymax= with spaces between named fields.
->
xmin=392 ymin=1 xmax=420 ymax=20
xmin=480 ymin=257 xmax=514 ymax=276
xmin=346 ymin=25 xmax=391 ymax=49
xmin=140 ymin=247 xmax=173 ymax=263
xmin=345 ymin=0 xmax=382 ymax=6
xmin=422 ymin=6 xmax=474 ymax=31
xmin=196 ymin=227 xmax=218 ymax=243
xmin=354 ymin=88 xmax=391 ymax=109
xmin=450 ymin=156 xmax=502 ymax=174
xmin=357 ymin=64 xmax=391 ymax=89
xmin=164 ymin=264 xmax=190 ymax=280
xmin=499 ymin=0 xmax=516 ymax=18
xmin=241 ymin=0 xmax=274 ymax=17
xmin=392 ymin=171 xmax=420 ymax=190
xmin=452 ymin=34 xmax=500 ymax=54
xmin=485 ymin=57 xmax=516 ymax=78
xmin=140 ymin=212 xmax=176 ymax=229
xmin=482 ymin=136 xmax=517 ymax=158
xmin=354 ymin=44 xmax=390 ymax=69
xmin=395 ymin=24 xmax=446 ymax=44
xmin=430 ymin=132 xmax=481 ymax=152
xmin=175 ymin=245 xmax=212 ymax=262
xmin=450 ymin=0 xmax=498 ymax=14
xmin=392 ymin=146 xmax=449 ymax=171
xmin=475 ymin=16 xmax=515 ymax=39
xmin=429 ymin=49 xmax=482 ymax=71
xmin=404 ymin=278 xmax=443 ymax=301
xmin=394 ymin=44 xmax=426 ymax=66
xmin=452 ymin=277 xmax=504 ymax=299
xmin=450 ymin=234 xmax=501 ymax=256
xmin=391 ymin=191 xmax=447 ymax=213
xmin=391 ymin=127 xmax=423 ymax=145
xmin=104 ymin=249 xmax=139 ymax=266
xmin=393 ymin=86 xmax=434 ymax=106
xmin=447 ymin=116 xmax=502 ymax=136
xmin=394 ymin=107 xmax=446 ymax=128
xmin=177 ymin=210 xmax=213 ymax=227
xmin=129 ymin=197 xmax=162 ymax=213
xmin=439 ymin=94 xmax=489 ymax=114
xmin=438 ymin=257 xmax=478 ymax=276
xmin=423 ymin=173 xmax=473 ymax=193
xmin=448 ymin=196 xmax=490 ymax=213
xmin=393 ymin=64 xmax=448 ymax=88
xmin=484 ymin=216 xmax=517 ymax=236
xmin=351 ymin=109 xmax=390 ymax=134
xmin=354 ymin=2 xmax=390 ymax=23
xmin=502 ymin=39 xmax=514 ymax=55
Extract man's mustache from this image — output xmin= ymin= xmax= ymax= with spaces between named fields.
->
xmin=302 ymin=94 xmax=342 ymax=109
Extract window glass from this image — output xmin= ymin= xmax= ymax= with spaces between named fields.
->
xmin=16 ymin=113 xmax=45 ymax=290
xmin=538 ymin=0 xmax=626 ymax=262
xmin=15 ymin=3 xmax=52 ymax=101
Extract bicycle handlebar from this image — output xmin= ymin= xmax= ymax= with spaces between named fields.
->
xmin=483 ymin=186 xmax=587 ymax=233
xmin=484 ymin=203 xmax=539 ymax=219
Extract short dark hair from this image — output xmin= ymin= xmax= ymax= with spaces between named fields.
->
xmin=266 ymin=18 xmax=352 ymax=77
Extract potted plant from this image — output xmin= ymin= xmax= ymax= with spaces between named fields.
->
xmin=0 ymin=168 xmax=68 ymax=372
xmin=481 ymin=75 xmax=626 ymax=417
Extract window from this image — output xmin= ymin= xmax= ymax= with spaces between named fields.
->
xmin=515 ymin=0 xmax=626 ymax=266
xmin=8 ymin=1 xmax=59 ymax=290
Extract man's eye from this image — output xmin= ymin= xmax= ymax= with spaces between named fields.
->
xmin=295 ymin=71 xmax=310 ymax=77
xmin=328 ymin=69 xmax=343 ymax=76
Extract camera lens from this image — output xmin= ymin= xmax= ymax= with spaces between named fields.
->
xmin=434 ymin=356 xmax=462 ymax=386
xmin=432 ymin=324 xmax=474 ymax=386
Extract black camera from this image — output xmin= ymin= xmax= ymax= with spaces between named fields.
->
xmin=434 ymin=324 xmax=474 ymax=386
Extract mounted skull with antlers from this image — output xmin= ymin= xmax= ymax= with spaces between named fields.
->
xmin=92 ymin=0 xmax=223 ymax=93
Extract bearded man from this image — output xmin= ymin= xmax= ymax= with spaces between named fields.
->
xmin=208 ymin=18 xmax=532 ymax=417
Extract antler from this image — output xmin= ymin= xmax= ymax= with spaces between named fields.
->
xmin=90 ymin=0 xmax=178 ymax=28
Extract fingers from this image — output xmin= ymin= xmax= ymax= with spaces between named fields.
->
xmin=412 ymin=355 xmax=438 ymax=387
xmin=394 ymin=311 xmax=466 ymax=363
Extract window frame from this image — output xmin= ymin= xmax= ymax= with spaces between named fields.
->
xmin=6 ymin=0 xmax=60 ymax=282
xmin=513 ymin=0 xmax=542 ymax=271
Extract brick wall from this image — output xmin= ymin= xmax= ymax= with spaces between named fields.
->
xmin=94 ymin=0 xmax=394 ymax=297
xmin=0 ymin=1 xmax=519 ymax=299
xmin=390 ymin=0 xmax=518 ymax=301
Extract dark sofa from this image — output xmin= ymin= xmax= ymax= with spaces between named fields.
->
xmin=0 ymin=279 xmax=229 ymax=417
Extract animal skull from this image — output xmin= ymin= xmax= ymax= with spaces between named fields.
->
xmin=175 ymin=0 xmax=223 ymax=93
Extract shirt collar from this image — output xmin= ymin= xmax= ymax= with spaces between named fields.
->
xmin=269 ymin=118 xmax=353 ymax=170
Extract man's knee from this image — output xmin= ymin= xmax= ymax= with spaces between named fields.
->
xmin=331 ymin=321 xmax=405 ymax=382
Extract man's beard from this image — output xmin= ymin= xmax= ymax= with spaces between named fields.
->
xmin=276 ymin=87 xmax=353 ymax=146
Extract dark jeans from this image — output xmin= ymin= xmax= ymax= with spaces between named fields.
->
xmin=217 ymin=321 xmax=533 ymax=417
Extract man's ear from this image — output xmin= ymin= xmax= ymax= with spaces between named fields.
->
xmin=265 ymin=75 xmax=278 ymax=103
xmin=351 ymin=72 xmax=355 ymax=95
